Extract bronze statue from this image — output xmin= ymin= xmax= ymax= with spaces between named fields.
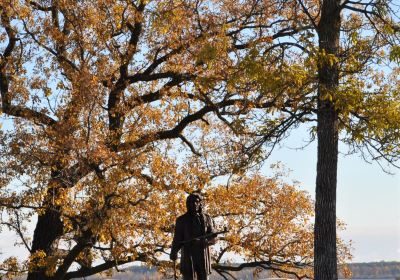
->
xmin=170 ymin=193 xmax=217 ymax=280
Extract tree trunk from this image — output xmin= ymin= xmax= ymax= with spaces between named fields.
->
xmin=315 ymin=1 xmax=341 ymax=280
xmin=27 ymin=179 xmax=64 ymax=280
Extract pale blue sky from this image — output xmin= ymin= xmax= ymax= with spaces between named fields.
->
xmin=262 ymin=124 xmax=400 ymax=262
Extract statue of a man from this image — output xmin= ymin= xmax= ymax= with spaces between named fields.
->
xmin=170 ymin=193 xmax=216 ymax=280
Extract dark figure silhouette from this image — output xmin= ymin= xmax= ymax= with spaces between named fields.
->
xmin=170 ymin=193 xmax=216 ymax=280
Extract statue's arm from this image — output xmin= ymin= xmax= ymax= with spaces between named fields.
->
xmin=206 ymin=215 xmax=217 ymax=245
xmin=170 ymin=218 xmax=183 ymax=260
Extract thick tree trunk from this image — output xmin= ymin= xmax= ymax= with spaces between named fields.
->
xmin=27 ymin=209 xmax=64 ymax=280
xmin=315 ymin=1 xmax=341 ymax=280
xmin=27 ymin=180 xmax=64 ymax=280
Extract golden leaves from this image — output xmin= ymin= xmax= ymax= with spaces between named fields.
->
xmin=27 ymin=250 xmax=60 ymax=277
xmin=206 ymin=173 xmax=315 ymax=260
xmin=0 ymin=257 xmax=24 ymax=280
xmin=0 ymin=0 xmax=366 ymax=278
xmin=389 ymin=45 xmax=400 ymax=63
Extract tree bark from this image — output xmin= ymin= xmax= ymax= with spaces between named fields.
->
xmin=27 ymin=178 xmax=64 ymax=280
xmin=315 ymin=1 xmax=341 ymax=280
xmin=27 ymin=209 xmax=64 ymax=280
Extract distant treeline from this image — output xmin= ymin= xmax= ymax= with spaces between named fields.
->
xmin=85 ymin=266 xmax=271 ymax=280
xmin=344 ymin=261 xmax=400 ymax=279
xmin=9 ymin=261 xmax=400 ymax=279
xmin=84 ymin=261 xmax=400 ymax=280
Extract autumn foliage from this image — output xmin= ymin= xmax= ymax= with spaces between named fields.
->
xmin=0 ymin=0 xmax=325 ymax=279
xmin=1 ymin=0 xmax=399 ymax=279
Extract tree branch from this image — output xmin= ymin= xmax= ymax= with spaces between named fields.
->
xmin=214 ymin=260 xmax=311 ymax=280
xmin=0 ymin=216 xmax=32 ymax=253
xmin=53 ymin=231 xmax=93 ymax=280
xmin=179 ymin=134 xmax=202 ymax=156
xmin=296 ymin=0 xmax=318 ymax=30
xmin=0 ymin=8 xmax=58 ymax=126
xmin=64 ymin=255 xmax=144 ymax=280
xmin=129 ymin=46 xmax=184 ymax=80
xmin=119 ymin=100 xmax=227 ymax=151
xmin=29 ymin=1 xmax=52 ymax=11
xmin=125 ymin=73 xmax=194 ymax=109
xmin=107 ymin=3 xmax=145 ymax=150
xmin=234 ymin=25 xmax=313 ymax=49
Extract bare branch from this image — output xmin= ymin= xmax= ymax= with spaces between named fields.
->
xmin=0 ymin=214 xmax=32 ymax=253
xmin=179 ymin=134 xmax=202 ymax=156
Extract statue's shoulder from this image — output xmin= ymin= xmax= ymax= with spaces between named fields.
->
xmin=176 ymin=213 xmax=190 ymax=224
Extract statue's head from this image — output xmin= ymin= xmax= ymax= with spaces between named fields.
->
xmin=186 ymin=192 xmax=203 ymax=215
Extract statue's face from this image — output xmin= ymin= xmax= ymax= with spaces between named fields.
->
xmin=188 ymin=196 xmax=202 ymax=215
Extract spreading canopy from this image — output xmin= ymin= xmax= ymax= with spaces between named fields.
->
xmin=0 ymin=0 xmax=352 ymax=279
xmin=6 ymin=0 xmax=399 ymax=279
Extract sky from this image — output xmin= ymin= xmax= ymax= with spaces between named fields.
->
xmin=261 ymin=124 xmax=400 ymax=263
